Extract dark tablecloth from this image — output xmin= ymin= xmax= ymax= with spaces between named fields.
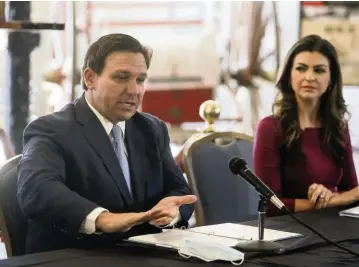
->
xmin=1 ymin=207 xmax=359 ymax=267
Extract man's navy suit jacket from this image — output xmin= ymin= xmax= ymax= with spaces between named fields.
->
xmin=17 ymin=95 xmax=194 ymax=254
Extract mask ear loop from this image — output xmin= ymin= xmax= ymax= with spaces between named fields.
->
xmin=178 ymin=250 xmax=191 ymax=259
xmin=231 ymin=257 xmax=245 ymax=265
xmin=153 ymin=223 xmax=188 ymax=230
xmin=177 ymin=231 xmax=190 ymax=260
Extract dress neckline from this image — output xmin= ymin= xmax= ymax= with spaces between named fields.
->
xmin=300 ymin=127 xmax=322 ymax=133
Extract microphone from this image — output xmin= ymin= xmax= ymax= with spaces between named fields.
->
xmin=228 ymin=156 xmax=286 ymax=211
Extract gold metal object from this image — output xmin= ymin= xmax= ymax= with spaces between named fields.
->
xmin=199 ymin=100 xmax=221 ymax=133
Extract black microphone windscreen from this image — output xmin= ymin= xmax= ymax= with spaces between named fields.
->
xmin=228 ymin=157 xmax=247 ymax=174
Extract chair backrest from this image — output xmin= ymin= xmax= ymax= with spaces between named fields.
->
xmin=182 ymin=132 xmax=259 ymax=226
xmin=0 ymin=154 xmax=27 ymax=257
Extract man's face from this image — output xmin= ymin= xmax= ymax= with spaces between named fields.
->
xmin=84 ymin=52 xmax=148 ymax=123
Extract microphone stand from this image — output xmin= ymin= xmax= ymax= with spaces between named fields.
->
xmin=234 ymin=196 xmax=285 ymax=253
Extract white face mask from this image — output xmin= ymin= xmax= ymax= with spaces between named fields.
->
xmin=178 ymin=239 xmax=245 ymax=265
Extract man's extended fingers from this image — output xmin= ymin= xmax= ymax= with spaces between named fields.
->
xmin=141 ymin=209 xmax=165 ymax=223
xmin=173 ymin=195 xmax=197 ymax=206
xmin=148 ymin=209 xmax=173 ymax=221
xmin=150 ymin=217 xmax=173 ymax=227
xmin=147 ymin=208 xmax=163 ymax=217
xmin=132 ymin=211 xmax=152 ymax=224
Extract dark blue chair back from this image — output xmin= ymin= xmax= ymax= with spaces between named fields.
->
xmin=183 ymin=132 xmax=259 ymax=226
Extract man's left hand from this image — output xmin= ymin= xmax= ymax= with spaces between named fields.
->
xmin=149 ymin=195 xmax=197 ymax=226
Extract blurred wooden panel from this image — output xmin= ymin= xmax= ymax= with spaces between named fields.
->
xmin=301 ymin=20 xmax=359 ymax=85
xmin=300 ymin=1 xmax=359 ymax=85
xmin=142 ymin=87 xmax=213 ymax=124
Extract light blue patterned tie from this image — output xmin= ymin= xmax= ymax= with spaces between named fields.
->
xmin=111 ymin=125 xmax=132 ymax=196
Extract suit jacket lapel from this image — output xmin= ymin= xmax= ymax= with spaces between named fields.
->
xmin=125 ymin=118 xmax=146 ymax=203
xmin=74 ymin=95 xmax=133 ymax=204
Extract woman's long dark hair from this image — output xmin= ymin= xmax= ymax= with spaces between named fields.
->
xmin=272 ymin=34 xmax=349 ymax=165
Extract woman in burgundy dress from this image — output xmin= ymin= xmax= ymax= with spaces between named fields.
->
xmin=254 ymin=34 xmax=359 ymax=216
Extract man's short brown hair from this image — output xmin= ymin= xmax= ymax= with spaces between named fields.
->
xmin=81 ymin=33 xmax=153 ymax=90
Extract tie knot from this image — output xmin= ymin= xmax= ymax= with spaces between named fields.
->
xmin=111 ymin=125 xmax=123 ymax=142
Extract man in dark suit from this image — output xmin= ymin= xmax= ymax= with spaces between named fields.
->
xmin=17 ymin=33 xmax=196 ymax=254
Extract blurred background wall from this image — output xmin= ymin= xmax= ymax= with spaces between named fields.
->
xmin=0 ymin=1 xmax=358 ymax=168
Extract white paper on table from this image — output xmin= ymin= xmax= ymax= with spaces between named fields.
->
xmin=128 ymin=223 xmax=301 ymax=250
xmin=339 ymin=206 xmax=359 ymax=218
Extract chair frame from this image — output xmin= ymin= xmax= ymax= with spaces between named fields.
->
xmin=182 ymin=131 xmax=254 ymax=226
xmin=0 ymin=154 xmax=22 ymax=257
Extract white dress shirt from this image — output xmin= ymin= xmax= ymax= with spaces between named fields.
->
xmin=79 ymin=97 xmax=180 ymax=234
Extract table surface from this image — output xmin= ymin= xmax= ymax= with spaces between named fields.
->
xmin=1 ymin=207 xmax=359 ymax=267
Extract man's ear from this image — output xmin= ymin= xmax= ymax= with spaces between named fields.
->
xmin=83 ymin=67 xmax=97 ymax=90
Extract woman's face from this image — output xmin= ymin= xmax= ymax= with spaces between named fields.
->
xmin=290 ymin=51 xmax=331 ymax=103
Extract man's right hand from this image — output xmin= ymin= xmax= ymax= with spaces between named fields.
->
xmin=95 ymin=209 xmax=161 ymax=233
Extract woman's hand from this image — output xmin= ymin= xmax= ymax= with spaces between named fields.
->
xmin=308 ymin=183 xmax=333 ymax=209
